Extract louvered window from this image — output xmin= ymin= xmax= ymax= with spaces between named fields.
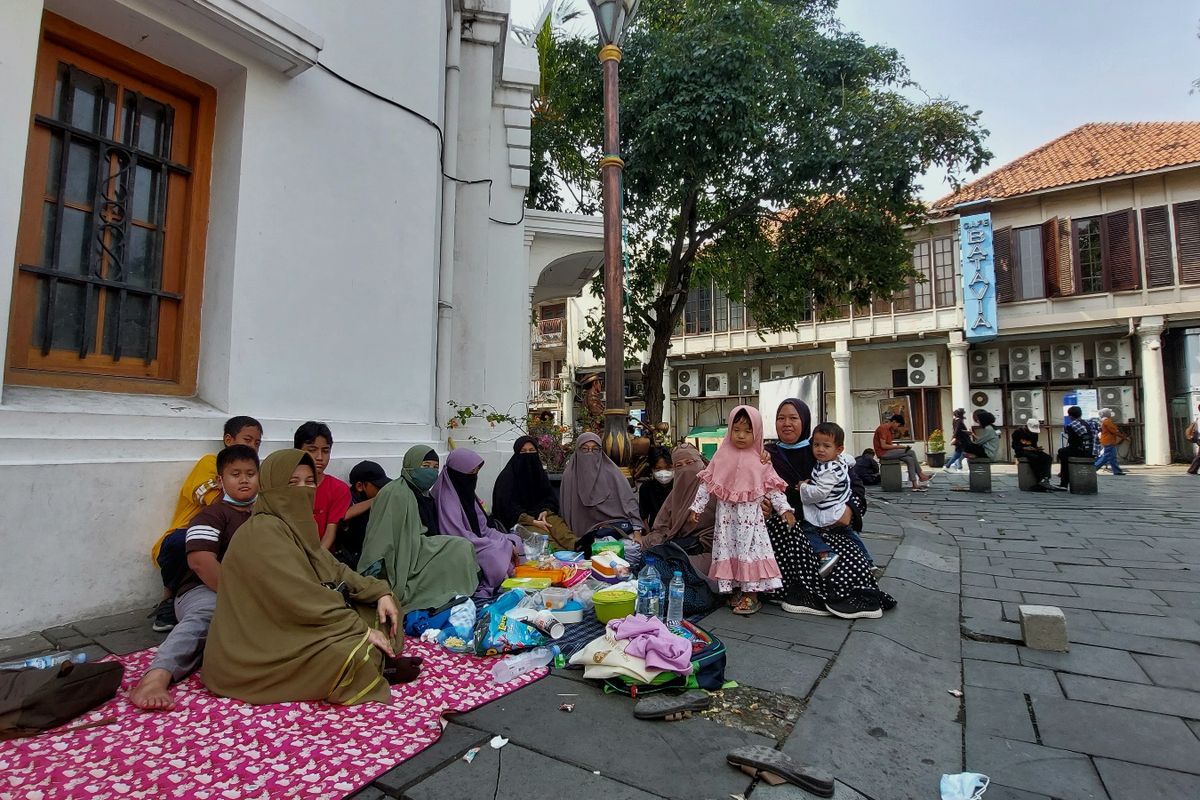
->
xmin=1042 ymin=218 xmax=1061 ymax=297
xmin=1174 ymin=200 xmax=1200 ymax=284
xmin=992 ymin=227 xmax=1014 ymax=303
xmin=1102 ymin=209 xmax=1139 ymax=291
xmin=1141 ymin=205 xmax=1174 ymax=288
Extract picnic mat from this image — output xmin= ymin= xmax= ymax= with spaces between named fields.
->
xmin=0 ymin=638 xmax=545 ymax=800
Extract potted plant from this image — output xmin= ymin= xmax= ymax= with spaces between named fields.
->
xmin=926 ymin=428 xmax=946 ymax=468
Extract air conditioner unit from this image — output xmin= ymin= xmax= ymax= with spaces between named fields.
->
xmin=704 ymin=373 xmax=730 ymax=397
xmin=1095 ymin=339 xmax=1133 ymax=378
xmin=1009 ymin=389 xmax=1046 ymax=426
xmin=970 ymin=388 xmax=1004 ymax=426
xmin=906 ymin=351 xmax=939 ymax=387
xmin=768 ymin=364 xmax=794 ymax=380
xmin=1007 ymin=346 xmax=1043 ymax=382
xmin=675 ymin=368 xmax=699 ymax=398
xmin=738 ymin=366 xmax=761 ymax=395
xmin=969 ymin=349 xmax=1000 ymax=384
xmin=1049 ymin=342 xmax=1086 ymax=380
xmin=1098 ymin=385 xmax=1136 ymax=422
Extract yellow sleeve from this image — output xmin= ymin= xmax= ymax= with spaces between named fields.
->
xmin=151 ymin=453 xmax=220 ymax=561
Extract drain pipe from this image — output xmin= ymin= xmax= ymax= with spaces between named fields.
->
xmin=434 ymin=10 xmax=462 ymax=434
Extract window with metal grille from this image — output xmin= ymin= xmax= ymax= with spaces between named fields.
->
xmin=713 ymin=285 xmax=729 ymax=332
xmin=933 ymin=236 xmax=956 ymax=307
xmin=7 ymin=15 xmax=214 ymax=392
xmin=1073 ymin=217 xmax=1104 ymax=294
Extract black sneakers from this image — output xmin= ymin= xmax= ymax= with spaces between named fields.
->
xmin=825 ymin=596 xmax=883 ymax=620
xmin=781 ymin=589 xmax=830 ymax=616
xmin=150 ymin=598 xmax=177 ymax=632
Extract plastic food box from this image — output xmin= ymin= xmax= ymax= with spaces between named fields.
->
xmin=551 ymin=600 xmax=584 ymax=624
xmin=592 ymin=589 xmax=636 ymax=623
xmin=541 ymin=587 xmax=572 ymax=610
xmin=501 ymin=577 xmax=551 ymax=590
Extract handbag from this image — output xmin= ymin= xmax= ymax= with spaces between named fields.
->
xmin=1 ymin=660 xmax=124 ymax=739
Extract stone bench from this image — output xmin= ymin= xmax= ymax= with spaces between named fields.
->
xmin=1016 ymin=457 xmax=1038 ymax=491
xmin=880 ymin=459 xmax=903 ymax=492
xmin=967 ymin=458 xmax=992 ymax=493
xmin=1068 ymin=456 xmax=1097 ymax=495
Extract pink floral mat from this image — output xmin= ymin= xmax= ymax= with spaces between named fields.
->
xmin=0 ymin=639 xmax=545 ymax=800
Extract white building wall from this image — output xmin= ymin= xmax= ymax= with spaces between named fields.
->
xmin=0 ymin=0 xmax=539 ymax=636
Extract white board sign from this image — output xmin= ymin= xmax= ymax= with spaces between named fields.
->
xmin=758 ymin=372 xmax=823 ymax=439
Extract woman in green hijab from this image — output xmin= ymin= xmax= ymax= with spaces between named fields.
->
xmin=357 ymin=445 xmax=480 ymax=611
xmin=203 ymin=449 xmax=410 ymax=706
xmin=400 ymin=445 xmax=440 ymax=535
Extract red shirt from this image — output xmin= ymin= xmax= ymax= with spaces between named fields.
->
xmin=314 ymin=474 xmax=352 ymax=534
xmin=873 ymin=424 xmax=894 ymax=454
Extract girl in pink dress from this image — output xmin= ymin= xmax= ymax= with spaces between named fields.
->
xmin=690 ymin=405 xmax=795 ymax=615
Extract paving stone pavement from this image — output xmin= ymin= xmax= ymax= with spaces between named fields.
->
xmin=3 ymin=466 xmax=1198 ymax=799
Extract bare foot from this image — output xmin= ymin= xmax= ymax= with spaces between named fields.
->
xmin=129 ymin=668 xmax=175 ymax=711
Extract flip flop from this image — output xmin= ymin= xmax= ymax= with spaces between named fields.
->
xmin=633 ymin=690 xmax=712 ymax=721
xmin=731 ymin=596 xmax=762 ymax=616
xmin=911 ymin=486 xmax=928 ymax=493
xmin=726 ymin=746 xmax=835 ymax=797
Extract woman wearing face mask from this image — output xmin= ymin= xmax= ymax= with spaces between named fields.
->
xmin=400 ymin=446 xmax=442 ymax=535
xmin=641 ymin=444 xmax=715 ymax=554
xmin=638 ymin=446 xmax=675 ymax=529
xmin=203 ymin=450 xmax=420 ymax=705
xmin=560 ymin=432 xmax=642 ymax=536
xmin=492 ymin=436 xmax=577 ymax=550
xmin=432 ymin=448 xmax=526 ymax=600
xmin=356 ymin=447 xmax=480 ymax=612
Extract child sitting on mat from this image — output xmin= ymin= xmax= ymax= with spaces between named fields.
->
xmin=129 ymin=445 xmax=259 ymax=711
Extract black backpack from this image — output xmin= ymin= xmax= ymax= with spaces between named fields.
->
xmin=643 ymin=542 xmax=720 ymax=616
xmin=0 ymin=660 xmax=124 ymax=740
xmin=574 ymin=519 xmax=638 ymax=554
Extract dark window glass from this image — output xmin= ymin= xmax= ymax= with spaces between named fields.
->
xmin=911 ymin=241 xmax=932 ymax=311
xmin=713 ymin=286 xmax=728 ymax=332
xmin=1074 ymin=217 xmax=1104 ymax=294
xmin=933 ymin=237 xmax=956 ymax=307
xmin=1013 ymin=226 xmax=1044 ymax=300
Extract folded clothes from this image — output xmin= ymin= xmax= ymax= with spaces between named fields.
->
xmin=606 ymin=614 xmax=692 ymax=674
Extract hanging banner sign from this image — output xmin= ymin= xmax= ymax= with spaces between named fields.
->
xmin=960 ymin=212 xmax=998 ymax=342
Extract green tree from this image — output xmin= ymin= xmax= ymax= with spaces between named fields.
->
xmin=532 ymin=0 xmax=991 ymax=423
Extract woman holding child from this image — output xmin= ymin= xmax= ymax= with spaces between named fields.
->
xmin=203 ymin=450 xmax=418 ymax=705
xmin=765 ymin=399 xmax=894 ymax=620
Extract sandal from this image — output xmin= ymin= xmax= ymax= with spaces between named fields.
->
xmin=731 ymin=595 xmax=762 ymax=616
xmin=633 ymin=690 xmax=711 ymax=721
xmin=726 ymin=746 xmax=835 ymax=797
xmin=726 ymin=590 xmax=743 ymax=608
xmin=911 ymin=486 xmax=928 ymax=493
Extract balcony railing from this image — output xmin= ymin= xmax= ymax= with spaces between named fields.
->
xmin=533 ymin=317 xmax=565 ymax=347
xmin=530 ymin=377 xmax=562 ymax=397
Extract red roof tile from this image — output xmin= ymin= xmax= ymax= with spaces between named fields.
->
xmin=932 ymin=122 xmax=1200 ymax=209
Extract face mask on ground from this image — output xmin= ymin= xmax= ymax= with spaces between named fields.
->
xmin=940 ymin=773 xmax=989 ymax=800
xmin=653 ymin=470 xmax=674 ymax=484
xmin=408 ymin=467 xmax=438 ymax=492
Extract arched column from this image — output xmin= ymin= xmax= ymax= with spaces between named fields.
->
xmin=1138 ymin=316 xmax=1170 ymax=465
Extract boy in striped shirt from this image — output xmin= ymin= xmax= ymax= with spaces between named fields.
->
xmin=798 ymin=422 xmax=856 ymax=577
xmin=129 ymin=445 xmax=259 ymax=711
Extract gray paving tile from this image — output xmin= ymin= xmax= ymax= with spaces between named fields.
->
xmin=73 ymin=608 xmax=156 ymax=636
xmin=403 ymin=742 xmax=667 ymax=800
xmin=752 ymin=779 xmax=873 ymax=799
xmin=962 ymin=572 xmax=997 ymax=588
xmin=1066 ymin=627 xmax=1200 ymax=659
xmin=1092 ymin=612 xmax=1200 ymax=642
xmin=996 ymin=577 xmax=1079 ymax=595
xmin=1155 ymin=591 xmax=1200 ymax=609
xmin=1018 ymin=644 xmax=1150 ymax=683
xmin=1029 ymin=694 xmax=1200 ymax=774
xmin=964 ymin=686 xmax=1037 ymax=742
xmin=961 ymin=617 xmax=1023 ymax=643
xmin=704 ymin=607 xmax=850 ymax=652
xmin=1010 ymin=570 xmax=1131 ymax=588
xmin=961 ymin=641 xmax=1019 ymax=664
xmin=1126 ymin=567 xmax=1200 ymax=582
xmin=1071 ymin=584 xmax=1170 ymax=605
xmin=1018 ymin=592 xmax=1166 ymax=617
xmin=989 ymin=557 xmax=1059 ymax=572
xmin=881 ymin=557 xmax=960 ymax=593
xmin=0 ymin=632 xmax=53 ymax=660
xmin=373 ymin=722 xmax=488 ymax=795
xmin=963 ymin=660 xmax=1062 ymax=697
xmin=1131 ymin=654 xmax=1198 ymax=691
xmin=1093 ymin=758 xmax=1200 ymax=800
xmin=451 ymin=675 xmax=769 ymax=800
xmin=92 ymin=627 xmax=167 ymax=655
xmin=721 ymin=637 xmax=826 ymax=698
xmin=783 ymin=632 xmax=960 ymax=800
xmin=870 ymin=578 xmax=960 ymax=660
xmin=965 ymin=733 xmax=1108 ymax=800
xmin=976 ymin=785 xmax=1056 ymax=800
xmin=962 ymin=585 xmax=1023 ymax=603
xmin=1058 ymin=674 xmax=1200 ymax=719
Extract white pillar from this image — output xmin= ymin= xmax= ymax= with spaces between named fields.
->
xmin=1138 ymin=316 xmax=1170 ymax=466
xmin=559 ymin=363 xmax=575 ymax=431
xmin=948 ymin=333 xmax=971 ymax=417
xmin=832 ymin=342 xmax=853 ymax=451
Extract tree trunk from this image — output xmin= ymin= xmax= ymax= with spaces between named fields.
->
xmin=641 ymin=310 xmax=677 ymax=426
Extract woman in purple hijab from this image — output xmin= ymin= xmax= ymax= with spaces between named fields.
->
xmin=431 ymin=449 xmax=523 ymax=599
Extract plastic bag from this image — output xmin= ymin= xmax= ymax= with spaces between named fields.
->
xmin=474 ymin=589 xmax=548 ymax=656
xmin=940 ymin=773 xmax=989 ymax=800
xmin=437 ymin=598 xmax=477 ymax=653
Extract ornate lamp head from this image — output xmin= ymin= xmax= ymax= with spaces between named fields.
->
xmin=585 ymin=0 xmax=640 ymax=47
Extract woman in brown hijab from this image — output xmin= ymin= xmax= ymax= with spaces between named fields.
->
xmin=641 ymin=444 xmax=715 ymax=552
xmin=203 ymin=449 xmax=411 ymax=706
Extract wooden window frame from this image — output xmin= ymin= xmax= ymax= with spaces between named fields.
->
xmin=1071 ymin=216 xmax=1104 ymax=295
xmin=7 ymin=13 xmax=215 ymax=394
xmin=911 ymin=240 xmax=933 ymax=311
xmin=933 ymin=236 xmax=956 ymax=308
xmin=1011 ymin=225 xmax=1045 ymax=301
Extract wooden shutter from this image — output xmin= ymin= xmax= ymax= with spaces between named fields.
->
xmin=1141 ymin=205 xmax=1174 ymax=288
xmin=1174 ymin=200 xmax=1200 ymax=284
xmin=1041 ymin=217 xmax=1061 ymax=297
xmin=1102 ymin=209 xmax=1139 ymax=291
xmin=1056 ymin=217 xmax=1075 ymax=295
xmin=992 ymin=226 xmax=1014 ymax=302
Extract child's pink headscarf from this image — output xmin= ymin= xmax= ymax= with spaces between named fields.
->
xmin=697 ymin=405 xmax=788 ymax=503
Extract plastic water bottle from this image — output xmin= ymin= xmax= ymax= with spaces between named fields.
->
xmin=0 ymin=651 xmax=88 ymax=671
xmin=648 ymin=568 xmax=665 ymax=619
xmin=491 ymin=645 xmax=560 ymax=684
xmin=636 ymin=556 xmax=658 ymax=617
xmin=667 ymin=571 xmax=685 ymax=628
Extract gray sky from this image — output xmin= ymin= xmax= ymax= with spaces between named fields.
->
xmin=510 ymin=0 xmax=1200 ymax=200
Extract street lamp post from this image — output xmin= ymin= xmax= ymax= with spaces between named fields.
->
xmin=585 ymin=0 xmax=640 ymax=473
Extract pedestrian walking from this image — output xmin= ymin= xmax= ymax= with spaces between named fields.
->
xmin=1187 ymin=402 xmax=1200 ymax=475
xmin=1094 ymin=408 xmax=1127 ymax=475
xmin=943 ymin=408 xmax=969 ymax=472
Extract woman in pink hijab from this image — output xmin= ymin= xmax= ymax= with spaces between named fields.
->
xmin=689 ymin=406 xmax=795 ymax=615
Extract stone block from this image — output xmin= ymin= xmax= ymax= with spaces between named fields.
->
xmin=1018 ymin=605 xmax=1068 ymax=652
xmin=968 ymin=459 xmax=992 ymax=493
xmin=880 ymin=459 xmax=902 ymax=492
xmin=1066 ymin=457 xmax=1097 ymax=495
xmin=1016 ymin=458 xmax=1039 ymax=491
